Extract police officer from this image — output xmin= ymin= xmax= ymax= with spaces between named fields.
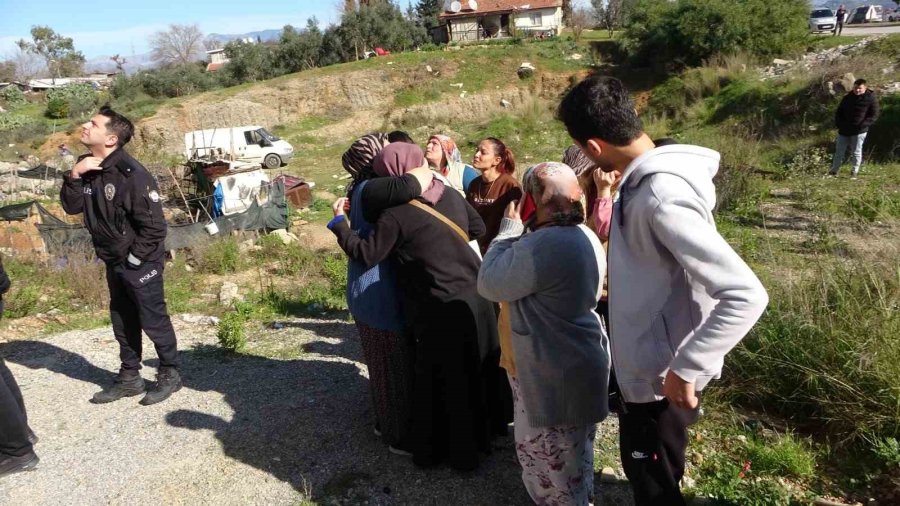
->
xmin=60 ymin=105 xmax=181 ymax=406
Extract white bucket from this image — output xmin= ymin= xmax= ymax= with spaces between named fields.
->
xmin=205 ymin=222 xmax=219 ymax=235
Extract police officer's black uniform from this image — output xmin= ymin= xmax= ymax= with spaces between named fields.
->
xmin=60 ymin=148 xmax=179 ymax=374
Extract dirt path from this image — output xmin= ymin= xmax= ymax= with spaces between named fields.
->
xmin=0 ymin=318 xmax=634 ymax=505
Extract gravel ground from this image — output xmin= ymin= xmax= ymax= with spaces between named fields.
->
xmin=0 ymin=317 xmax=634 ymax=505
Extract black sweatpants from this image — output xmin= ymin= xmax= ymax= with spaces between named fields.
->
xmin=619 ymin=398 xmax=701 ymax=506
xmin=106 ymin=261 xmax=178 ymax=372
xmin=0 ymin=357 xmax=32 ymax=457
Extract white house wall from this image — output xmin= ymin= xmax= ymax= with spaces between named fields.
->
xmin=446 ymin=6 xmax=564 ymax=41
xmin=512 ymin=7 xmax=563 ymax=34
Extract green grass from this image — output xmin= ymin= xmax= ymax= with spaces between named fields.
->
xmin=804 ymin=34 xmax=864 ymax=51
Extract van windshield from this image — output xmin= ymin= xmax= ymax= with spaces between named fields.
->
xmin=811 ymin=9 xmax=833 ymax=17
xmin=257 ymin=128 xmax=280 ymax=142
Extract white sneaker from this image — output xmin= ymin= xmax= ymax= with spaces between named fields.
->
xmin=373 ymin=426 xmax=382 ymax=437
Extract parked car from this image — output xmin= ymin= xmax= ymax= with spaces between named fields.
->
xmin=886 ymin=8 xmax=898 ymax=22
xmin=184 ymin=126 xmax=294 ymax=169
xmin=809 ymin=9 xmax=837 ymax=33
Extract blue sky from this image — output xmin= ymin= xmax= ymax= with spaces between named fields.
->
xmin=1 ymin=0 xmax=596 ymax=60
xmin=0 ymin=0 xmax=415 ymax=58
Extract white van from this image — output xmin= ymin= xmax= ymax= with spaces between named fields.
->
xmin=184 ymin=126 xmax=294 ymax=169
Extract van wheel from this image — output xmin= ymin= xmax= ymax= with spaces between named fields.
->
xmin=264 ymin=154 xmax=281 ymax=169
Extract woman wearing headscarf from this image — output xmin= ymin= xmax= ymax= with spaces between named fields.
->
xmin=329 ymin=143 xmax=505 ymax=471
xmin=337 ymin=133 xmax=413 ymax=453
xmin=425 ymin=134 xmax=479 ymax=196
xmin=478 ymin=162 xmax=609 ymax=506
xmin=0 ymin=255 xmax=40 ymax=478
xmin=467 ymin=137 xmax=523 ymax=254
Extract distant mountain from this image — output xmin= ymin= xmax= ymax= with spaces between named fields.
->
xmin=207 ymin=28 xmax=286 ymax=45
xmin=84 ymin=52 xmax=156 ymax=75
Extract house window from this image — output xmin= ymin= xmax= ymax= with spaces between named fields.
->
xmin=530 ymin=12 xmax=542 ymax=26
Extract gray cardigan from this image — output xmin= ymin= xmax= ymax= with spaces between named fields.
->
xmin=477 ymin=219 xmax=610 ymax=428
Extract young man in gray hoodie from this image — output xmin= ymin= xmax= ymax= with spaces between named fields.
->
xmin=558 ymin=75 xmax=769 ymax=505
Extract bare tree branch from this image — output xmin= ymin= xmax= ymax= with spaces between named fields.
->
xmin=150 ymin=24 xmax=205 ymax=66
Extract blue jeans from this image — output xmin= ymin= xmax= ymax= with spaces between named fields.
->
xmin=831 ymin=132 xmax=867 ymax=175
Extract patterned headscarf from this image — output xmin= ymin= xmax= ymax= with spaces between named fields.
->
xmin=430 ymin=134 xmax=463 ymax=168
xmin=562 ymin=144 xmax=596 ymax=177
xmin=373 ymin=143 xmax=446 ymax=205
xmin=522 ymin=162 xmax=584 ymax=227
xmin=342 ymin=133 xmax=390 ymax=181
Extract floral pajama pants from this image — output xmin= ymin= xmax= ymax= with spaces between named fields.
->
xmin=509 ymin=375 xmax=597 ymax=506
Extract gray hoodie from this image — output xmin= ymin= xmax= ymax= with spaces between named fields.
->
xmin=609 ymin=144 xmax=768 ymax=404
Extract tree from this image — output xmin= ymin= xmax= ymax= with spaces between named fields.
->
xmin=278 ymin=20 xmax=325 ymax=73
xmin=223 ymin=40 xmax=277 ymax=84
xmin=319 ymin=25 xmax=351 ymax=66
xmin=592 ymin=0 xmax=631 ymax=38
xmin=562 ymin=0 xmax=574 ymax=26
xmin=16 ymin=26 xmax=85 ymax=82
xmin=0 ymin=61 xmax=16 ymax=83
xmin=110 ymin=54 xmax=127 ymax=73
xmin=149 ymin=24 xmax=205 ymax=66
xmin=339 ymin=2 xmax=427 ymax=60
xmin=621 ymin=0 xmax=808 ymax=68
xmin=570 ymin=7 xmax=594 ymax=41
xmin=414 ymin=0 xmax=442 ymax=30
xmin=8 ymin=47 xmax=44 ymax=82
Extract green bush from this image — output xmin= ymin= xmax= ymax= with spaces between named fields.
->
xmin=0 ymin=86 xmax=26 ymax=108
xmin=129 ymin=63 xmax=223 ymax=98
xmin=45 ymin=97 xmax=69 ymax=119
xmin=622 ymin=0 xmax=809 ymax=68
xmin=46 ymin=83 xmax=98 ymax=121
xmin=217 ymin=302 xmax=253 ymax=352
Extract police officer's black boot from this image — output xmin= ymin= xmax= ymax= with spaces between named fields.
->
xmin=139 ymin=367 xmax=182 ymax=406
xmin=91 ymin=369 xmax=145 ymax=404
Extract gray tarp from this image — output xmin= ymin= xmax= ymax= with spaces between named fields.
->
xmin=0 ymin=201 xmax=36 ymax=221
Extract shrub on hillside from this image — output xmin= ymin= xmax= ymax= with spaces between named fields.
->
xmin=46 ymin=83 xmax=98 ymax=121
xmin=121 ymin=63 xmax=223 ymax=99
xmin=0 ymin=113 xmax=50 ymax=145
xmin=0 ymin=86 xmax=26 ymax=109
xmin=622 ymin=0 xmax=808 ymax=68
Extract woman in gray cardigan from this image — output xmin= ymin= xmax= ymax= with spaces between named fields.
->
xmin=477 ymin=162 xmax=610 ymax=506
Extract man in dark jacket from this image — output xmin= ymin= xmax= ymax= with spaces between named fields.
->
xmin=830 ymin=79 xmax=879 ymax=178
xmin=60 ymin=105 xmax=181 ymax=406
xmin=0 ymin=256 xmax=40 ymax=478
xmin=834 ymin=5 xmax=846 ymax=36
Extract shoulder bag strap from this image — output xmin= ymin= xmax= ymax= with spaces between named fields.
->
xmin=407 ymin=199 xmax=470 ymax=243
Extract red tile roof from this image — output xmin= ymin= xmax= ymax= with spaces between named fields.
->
xmin=439 ymin=0 xmax=562 ymax=18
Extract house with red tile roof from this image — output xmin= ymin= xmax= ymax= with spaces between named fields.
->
xmin=438 ymin=0 xmax=564 ymax=42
